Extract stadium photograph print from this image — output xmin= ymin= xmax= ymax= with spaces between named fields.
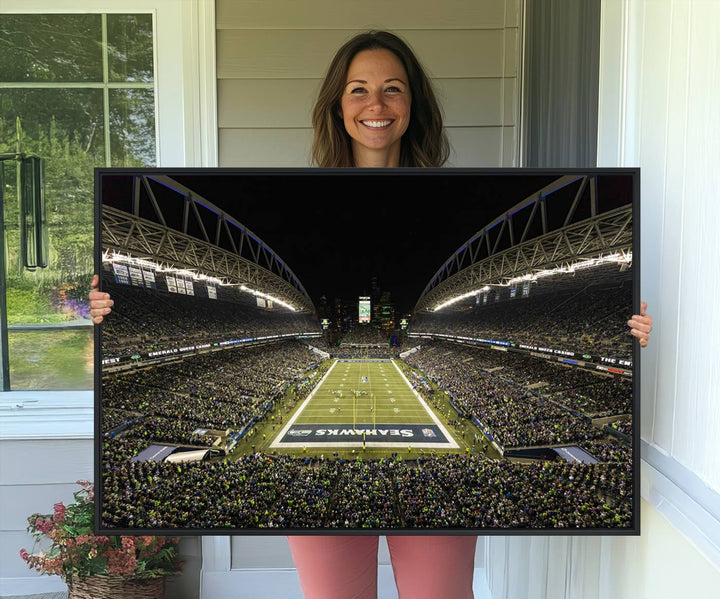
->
xmin=90 ymin=30 xmax=652 ymax=599
xmin=96 ymin=168 xmax=642 ymax=533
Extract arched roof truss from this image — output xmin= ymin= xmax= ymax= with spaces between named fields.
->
xmin=101 ymin=174 xmax=315 ymax=313
xmin=414 ymin=175 xmax=632 ymax=313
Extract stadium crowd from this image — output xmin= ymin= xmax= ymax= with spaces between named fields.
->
xmin=339 ymin=326 xmax=392 ymax=346
xmin=101 ymin=453 xmax=632 ymax=530
xmin=408 ymin=262 xmax=633 ymax=362
xmin=403 ymin=341 xmax=631 ymax=449
xmin=608 ymin=415 xmax=633 ymax=438
xmin=103 ymin=340 xmax=323 ymax=447
xmin=331 ymin=325 xmax=400 ymax=359
xmin=335 ymin=346 xmax=398 ymax=359
xmin=100 ymin=269 xmax=320 ymax=360
xmin=97 ymin=260 xmax=634 ymax=533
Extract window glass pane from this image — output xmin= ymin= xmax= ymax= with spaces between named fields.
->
xmin=0 ymin=14 xmax=103 ymax=82
xmin=2 ymin=89 xmax=101 ymax=390
xmin=0 ymin=89 xmax=106 ymax=163
xmin=109 ymin=88 xmax=156 ymax=166
xmin=8 ymin=329 xmax=93 ymax=390
xmin=107 ymin=14 xmax=154 ymax=83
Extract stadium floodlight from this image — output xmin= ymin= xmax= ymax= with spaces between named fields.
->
xmin=102 ymin=251 xmax=298 ymax=310
xmin=433 ymin=286 xmax=491 ymax=311
xmin=238 ymin=284 xmax=296 ymax=312
xmin=432 ymin=251 xmax=632 ymax=312
xmin=103 ymin=250 xmax=157 ymax=271
xmin=504 ymin=251 xmax=633 ymax=285
xmin=102 ymin=250 xmax=226 ymax=286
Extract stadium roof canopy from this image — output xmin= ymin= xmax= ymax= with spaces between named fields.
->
xmin=101 ymin=174 xmax=315 ymax=313
xmin=413 ymin=174 xmax=633 ymax=313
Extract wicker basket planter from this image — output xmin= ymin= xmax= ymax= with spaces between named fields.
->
xmin=21 ymin=483 xmax=182 ymax=598
xmin=67 ymin=575 xmax=165 ymax=599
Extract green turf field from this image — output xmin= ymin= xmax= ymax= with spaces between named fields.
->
xmin=270 ymin=359 xmax=459 ymax=450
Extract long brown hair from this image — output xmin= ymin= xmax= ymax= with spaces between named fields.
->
xmin=311 ymin=31 xmax=449 ymax=167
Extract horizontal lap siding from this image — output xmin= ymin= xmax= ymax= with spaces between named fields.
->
xmin=216 ymin=1 xmax=512 ymax=30
xmin=219 ymin=79 xmax=515 ymax=128
xmin=219 ymin=128 xmax=314 ymax=167
xmin=0 ymin=439 xmax=93 ymax=486
xmin=216 ymin=1 xmax=521 ymax=168
xmin=0 ymin=439 xmax=93 ymax=580
xmin=217 ymin=30 xmax=509 ymax=79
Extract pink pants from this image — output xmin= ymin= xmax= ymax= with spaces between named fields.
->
xmin=287 ymin=535 xmax=477 ymax=599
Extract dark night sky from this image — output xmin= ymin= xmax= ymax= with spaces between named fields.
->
xmin=101 ymin=169 xmax=633 ymax=315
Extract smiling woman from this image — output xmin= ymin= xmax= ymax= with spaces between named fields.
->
xmin=311 ymin=30 xmax=449 ymax=168
xmin=87 ymin=27 xmax=653 ymax=599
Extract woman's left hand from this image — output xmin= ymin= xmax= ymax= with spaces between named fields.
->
xmin=628 ymin=301 xmax=653 ymax=348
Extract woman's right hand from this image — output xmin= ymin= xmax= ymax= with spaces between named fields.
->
xmin=89 ymin=274 xmax=114 ymax=324
xmin=627 ymin=301 xmax=653 ymax=348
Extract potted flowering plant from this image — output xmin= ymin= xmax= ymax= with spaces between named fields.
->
xmin=20 ymin=480 xmax=182 ymax=599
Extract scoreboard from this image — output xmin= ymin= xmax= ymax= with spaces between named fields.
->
xmin=358 ymin=296 xmax=371 ymax=323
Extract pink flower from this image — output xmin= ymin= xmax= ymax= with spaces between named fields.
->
xmin=121 ymin=537 xmax=135 ymax=550
xmin=53 ymin=502 xmax=66 ymax=522
xmin=43 ymin=557 xmax=64 ymax=576
xmin=34 ymin=518 xmax=54 ymax=535
xmin=21 ymin=480 xmax=181 ymax=580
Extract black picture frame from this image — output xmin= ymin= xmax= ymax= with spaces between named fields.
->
xmin=94 ymin=167 xmax=640 ymax=536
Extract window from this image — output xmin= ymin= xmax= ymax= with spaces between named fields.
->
xmin=0 ymin=13 xmax=156 ymax=390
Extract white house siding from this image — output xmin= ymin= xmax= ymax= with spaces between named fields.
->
xmin=216 ymin=0 xmax=522 ymax=167
xmin=0 ymin=439 xmax=93 ymax=594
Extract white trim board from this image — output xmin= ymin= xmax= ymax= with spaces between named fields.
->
xmin=641 ymin=442 xmax=720 ymax=569
xmin=0 ymin=392 xmax=93 ymax=440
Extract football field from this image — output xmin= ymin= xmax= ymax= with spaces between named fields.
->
xmin=270 ymin=359 xmax=459 ymax=449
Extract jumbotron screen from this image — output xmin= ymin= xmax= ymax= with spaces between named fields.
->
xmin=358 ymin=296 xmax=371 ymax=323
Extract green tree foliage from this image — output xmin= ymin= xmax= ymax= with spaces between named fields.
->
xmin=1 ymin=113 xmax=97 ymax=320
xmin=0 ymin=14 xmax=103 ymax=82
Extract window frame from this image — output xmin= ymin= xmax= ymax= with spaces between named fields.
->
xmin=0 ymin=0 xmax=217 ymax=437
